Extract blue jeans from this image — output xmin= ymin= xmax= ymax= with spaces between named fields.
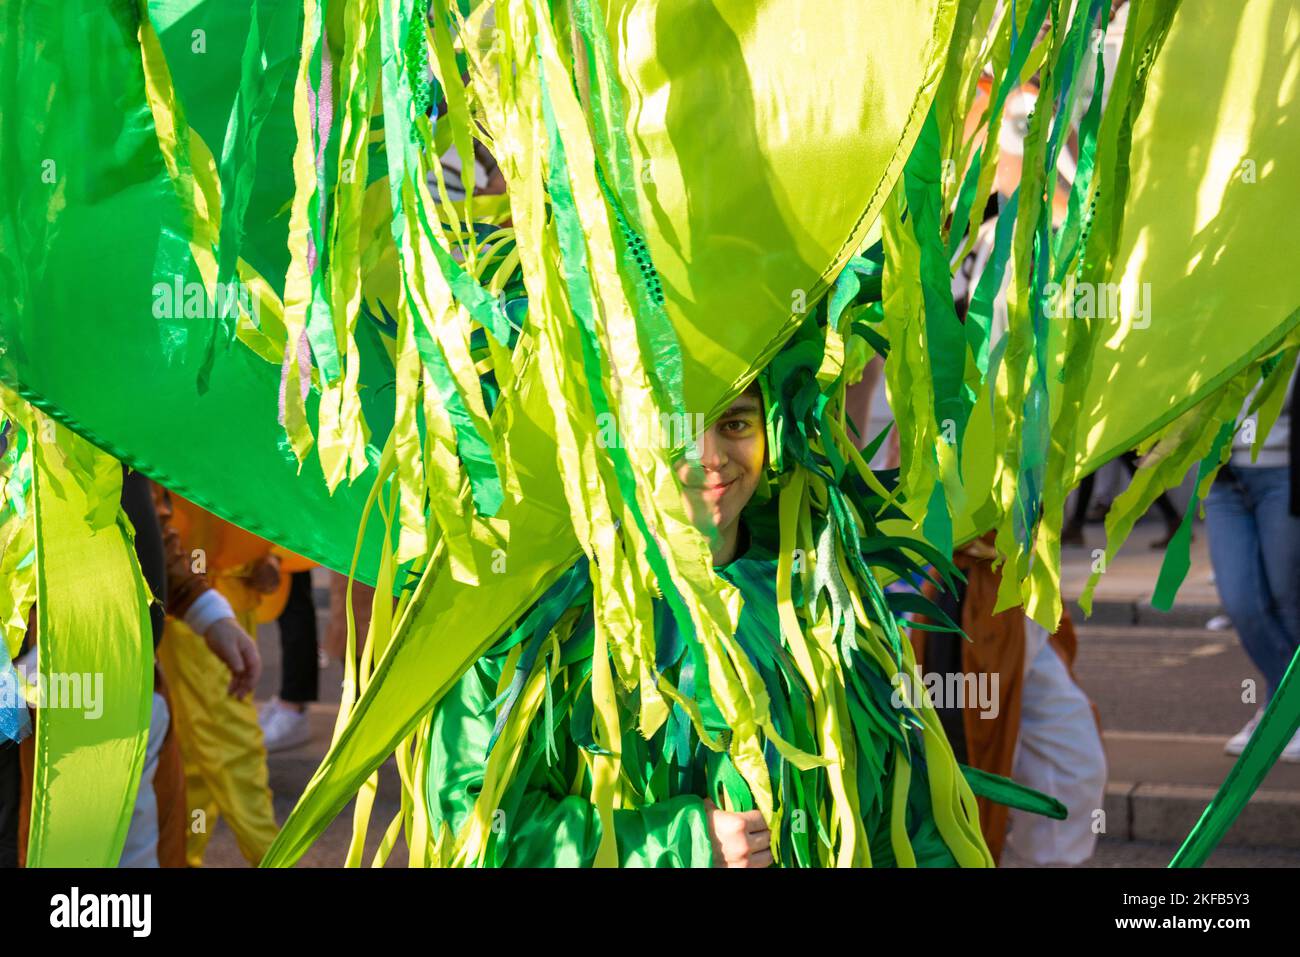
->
xmin=1205 ymin=466 xmax=1300 ymax=701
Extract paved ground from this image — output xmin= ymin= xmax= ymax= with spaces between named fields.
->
xmin=1077 ymin=625 xmax=1278 ymax=740
xmin=203 ymin=519 xmax=1300 ymax=867
xmin=1059 ymin=514 xmax=1221 ymax=621
xmin=206 ymin=705 xmax=405 ymax=868
xmin=1066 ymin=522 xmax=1300 ymax=863
xmin=1083 ymin=841 xmax=1300 ymax=867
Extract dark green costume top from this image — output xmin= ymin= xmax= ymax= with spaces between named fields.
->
xmin=425 ymin=524 xmax=985 ymax=867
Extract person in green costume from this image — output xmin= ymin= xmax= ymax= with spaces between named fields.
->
xmin=424 ymin=371 xmax=1056 ymax=867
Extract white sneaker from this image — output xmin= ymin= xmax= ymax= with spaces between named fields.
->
xmin=1225 ymin=710 xmax=1264 ymax=756
xmin=1281 ymin=728 xmax=1300 ymax=764
xmin=259 ymin=700 xmax=312 ymax=753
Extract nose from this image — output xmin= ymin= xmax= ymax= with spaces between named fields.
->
xmin=690 ymin=426 xmax=728 ymax=472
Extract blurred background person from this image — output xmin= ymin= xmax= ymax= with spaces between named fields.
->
xmin=1206 ymin=362 xmax=1300 ymax=761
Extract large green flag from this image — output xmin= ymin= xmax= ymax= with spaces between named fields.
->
xmin=0 ymin=0 xmax=392 ymax=585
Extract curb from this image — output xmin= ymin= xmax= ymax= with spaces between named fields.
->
xmin=1067 ymin=598 xmax=1223 ymax=629
xmin=1101 ymin=780 xmax=1300 ymax=850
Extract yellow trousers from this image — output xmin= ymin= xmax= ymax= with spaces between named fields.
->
xmin=157 ymin=610 xmax=278 ymax=866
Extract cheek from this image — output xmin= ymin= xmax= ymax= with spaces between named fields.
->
xmin=735 ymin=435 xmax=766 ymax=477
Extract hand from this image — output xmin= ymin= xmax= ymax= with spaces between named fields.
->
xmin=244 ymin=555 xmax=282 ymax=595
xmin=703 ymin=799 xmax=772 ymax=868
xmin=202 ymin=617 xmax=262 ymax=698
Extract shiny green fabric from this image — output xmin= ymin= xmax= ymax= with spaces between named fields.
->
xmin=27 ymin=422 xmax=153 ymax=867
xmin=263 ymin=0 xmax=959 ymax=866
xmin=1069 ymin=0 xmax=1300 ymax=478
xmin=603 ymin=0 xmax=958 ymax=420
xmin=0 ymin=0 xmax=392 ymax=584
xmin=427 ymin=639 xmax=714 ymax=868
xmin=1151 ymin=0 xmax=1300 ymax=865
xmin=426 ymin=532 xmax=969 ymax=867
xmin=8 ymin=0 xmax=1296 ymax=870
xmin=879 ymin=0 xmax=1300 ymax=624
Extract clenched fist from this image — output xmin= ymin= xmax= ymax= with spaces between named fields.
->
xmin=704 ymin=799 xmax=772 ymax=868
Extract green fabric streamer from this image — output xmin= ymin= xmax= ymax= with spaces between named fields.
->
xmin=1150 ymin=420 xmax=1234 ymax=610
xmin=202 ymin=0 xmax=303 ymax=388
xmin=960 ymin=764 xmax=1067 ymax=821
xmin=945 ymin=0 xmax=1049 ymax=259
xmin=965 ymin=190 xmax=1018 ymax=379
xmin=903 ymin=111 xmax=974 ymax=453
xmin=570 ymin=0 xmax=686 ymax=413
xmin=1172 ymin=649 xmax=1300 ymax=867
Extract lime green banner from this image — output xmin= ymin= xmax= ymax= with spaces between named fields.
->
xmin=26 ymin=418 xmax=153 ymax=867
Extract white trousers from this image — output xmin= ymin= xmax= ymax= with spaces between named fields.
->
xmin=1003 ymin=621 xmax=1108 ymax=866
xmin=118 ymin=691 xmax=169 ymax=868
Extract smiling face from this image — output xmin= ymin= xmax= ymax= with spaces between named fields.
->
xmin=674 ymin=387 xmax=767 ymax=566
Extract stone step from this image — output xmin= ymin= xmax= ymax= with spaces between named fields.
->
xmin=1100 ymin=731 xmax=1300 ymax=850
